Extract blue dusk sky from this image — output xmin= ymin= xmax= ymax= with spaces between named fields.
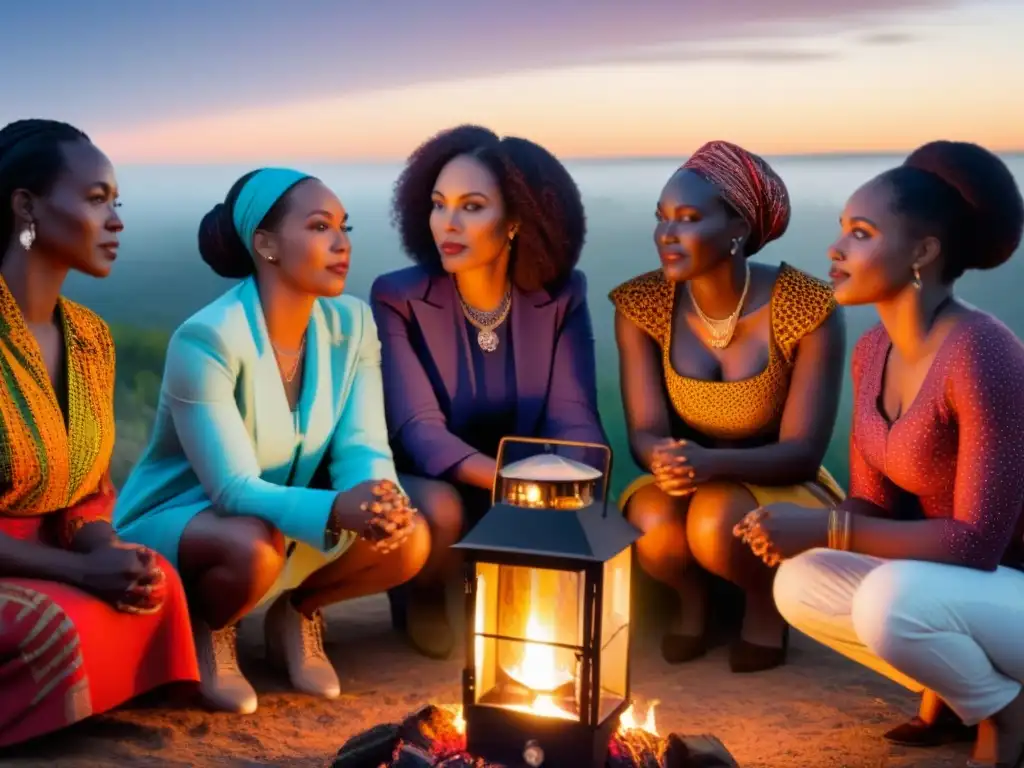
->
xmin=2 ymin=0 xmax=1021 ymax=160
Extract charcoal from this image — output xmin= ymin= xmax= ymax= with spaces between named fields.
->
xmin=332 ymin=723 xmax=400 ymax=768
xmin=434 ymin=756 xmax=480 ymax=767
xmin=330 ymin=701 xmax=741 ymax=768
xmin=663 ymin=734 xmax=739 ymax=768
xmin=393 ymin=743 xmax=437 ymax=768
xmin=399 ymin=704 xmax=457 ymax=751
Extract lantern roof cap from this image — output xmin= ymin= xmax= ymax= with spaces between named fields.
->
xmin=499 ymin=453 xmax=603 ymax=482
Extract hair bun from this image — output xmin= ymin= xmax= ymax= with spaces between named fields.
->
xmin=904 ymin=141 xmax=1023 ymax=271
xmin=198 ymin=202 xmax=254 ymax=278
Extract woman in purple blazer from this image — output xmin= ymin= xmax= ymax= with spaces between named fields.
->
xmin=370 ymin=125 xmax=606 ymax=659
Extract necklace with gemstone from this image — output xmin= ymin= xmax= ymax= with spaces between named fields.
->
xmin=687 ymin=262 xmax=751 ymax=349
xmin=458 ymin=287 xmax=512 ymax=352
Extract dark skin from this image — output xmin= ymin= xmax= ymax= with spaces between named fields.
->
xmin=619 ymin=169 xmax=845 ymax=646
xmin=176 ymin=180 xmax=429 ymax=628
xmin=0 ymin=139 xmax=164 ymax=612
xmin=431 ymin=154 xmax=519 ymax=495
xmin=740 ymin=176 xmax=1024 ymax=764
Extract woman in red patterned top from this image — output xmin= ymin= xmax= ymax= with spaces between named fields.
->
xmin=740 ymin=141 xmax=1024 ymax=767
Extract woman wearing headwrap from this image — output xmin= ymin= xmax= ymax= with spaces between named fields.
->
xmin=610 ymin=141 xmax=846 ymax=673
xmin=760 ymin=141 xmax=1024 ymax=766
xmin=114 ymin=168 xmax=430 ymax=715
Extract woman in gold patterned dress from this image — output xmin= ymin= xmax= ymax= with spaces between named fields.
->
xmin=0 ymin=119 xmax=198 ymax=747
xmin=610 ymin=141 xmax=846 ymax=672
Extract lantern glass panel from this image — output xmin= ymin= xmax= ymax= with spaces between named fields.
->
xmin=597 ymin=546 xmax=631 ymax=721
xmin=473 ymin=562 xmax=585 ymax=721
xmin=499 ymin=478 xmax=596 ymax=510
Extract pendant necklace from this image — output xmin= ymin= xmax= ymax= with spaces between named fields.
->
xmin=458 ymin=285 xmax=512 ymax=352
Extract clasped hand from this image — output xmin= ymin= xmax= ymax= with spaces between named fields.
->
xmin=333 ymin=479 xmax=419 ymax=554
xmin=651 ymin=438 xmax=716 ymax=497
xmin=733 ymin=502 xmax=829 ymax=567
xmin=77 ymin=540 xmax=166 ymax=615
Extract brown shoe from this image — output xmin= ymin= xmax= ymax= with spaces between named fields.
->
xmin=264 ymin=593 xmax=340 ymax=699
xmin=193 ymin=620 xmax=257 ymax=714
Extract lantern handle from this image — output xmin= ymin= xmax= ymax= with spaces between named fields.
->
xmin=491 ymin=437 xmax=614 ymax=516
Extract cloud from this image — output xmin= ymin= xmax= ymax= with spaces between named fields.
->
xmin=608 ymin=45 xmax=838 ymax=65
xmin=860 ymin=31 xmax=918 ymax=45
xmin=0 ymin=0 xmax=961 ymax=131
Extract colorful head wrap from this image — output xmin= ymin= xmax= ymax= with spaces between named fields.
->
xmin=232 ymin=167 xmax=310 ymax=258
xmin=681 ymin=140 xmax=790 ymax=255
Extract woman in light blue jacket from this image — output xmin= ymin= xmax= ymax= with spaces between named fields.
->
xmin=115 ymin=169 xmax=428 ymax=715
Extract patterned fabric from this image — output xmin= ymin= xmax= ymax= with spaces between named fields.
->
xmin=0 ymin=276 xmax=199 ymax=747
xmin=609 ymin=263 xmax=836 ymax=442
xmin=682 ymin=140 xmax=790 ymax=255
xmin=0 ymin=582 xmax=91 ymax=737
xmin=0 ymin=275 xmax=116 ymax=515
xmin=843 ymin=315 xmax=1024 ymax=570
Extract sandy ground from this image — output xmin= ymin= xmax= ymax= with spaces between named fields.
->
xmin=0 ymin=594 xmax=967 ymax=768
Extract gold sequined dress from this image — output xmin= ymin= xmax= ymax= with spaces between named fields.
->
xmin=610 ymin=262 xmax=845 ymax=507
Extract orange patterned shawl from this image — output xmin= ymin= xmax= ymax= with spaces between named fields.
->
xmin=0 ymin=275 xmax=116 ymax=541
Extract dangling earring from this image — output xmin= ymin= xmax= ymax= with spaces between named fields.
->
xmin=18 ymin=222 xmax=36 ymax=251
xmin=508 ymin=227 xmax=517 ymax=242
xmin=911 ymin=265 xmax=922 ymax=290
xmin=729 ymin=237 xmax=740 ymax=256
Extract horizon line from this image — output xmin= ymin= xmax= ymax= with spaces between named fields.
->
xmin=112 ymin=147 xmax=1024 ymax=167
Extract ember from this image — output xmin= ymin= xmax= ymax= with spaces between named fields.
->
xmin=331 ymin=703 xmax=740 ymax=768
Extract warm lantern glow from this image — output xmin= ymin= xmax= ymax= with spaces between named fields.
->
xmin=524 ymin=483 xmax=542 ymax=505
xmin=494 ymin=569 xmax=577 ymax=721
xmin=448 ymin=700 xmax=657 ymax=737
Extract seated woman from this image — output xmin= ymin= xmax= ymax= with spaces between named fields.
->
xmin=751 ymin=141 xmax=1024 ymax=767
xmin=114 ymin=168 xmax=429 ymax=715
xmin=371 ymin=125 xmax=606 ymax=660
xmin=610 ymin=140 xmax=846 ymax=673
xmin=0 ymin=119 xmax=198 ymax=748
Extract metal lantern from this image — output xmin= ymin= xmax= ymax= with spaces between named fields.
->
xmin=452 ymin=437 xmax=641 ymax=768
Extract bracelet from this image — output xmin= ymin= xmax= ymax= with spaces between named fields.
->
xmin=840 ymin=509 xmax=852 ymax=552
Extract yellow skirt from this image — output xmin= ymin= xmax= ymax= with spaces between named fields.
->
xmin=618 ymin=465 xmax=846 ymax=511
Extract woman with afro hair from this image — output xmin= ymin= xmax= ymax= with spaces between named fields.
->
xmin=759 ymin=141 xmax=1024 ymax=766
xmin=371 ymin=125 xmax=606 ymax=659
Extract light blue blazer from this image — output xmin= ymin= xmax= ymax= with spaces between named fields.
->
xmin=114 ymin=277 xmax=399 ymax=568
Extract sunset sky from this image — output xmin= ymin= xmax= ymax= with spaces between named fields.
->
xmin=2 ymin=0 xmax=1022 ymax=162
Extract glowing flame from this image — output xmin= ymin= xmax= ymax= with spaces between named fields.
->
xmin=618 ymin=701 xmax=659 ymax=736
xmin=499 ymin=569 xmax=577 ymax=720
xmin=523 ymin=483 xmax=542 ymax=505
xmin=447 ymin=699 xmax=658 ymax=737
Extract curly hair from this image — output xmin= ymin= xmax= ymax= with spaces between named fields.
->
xmin=0 ymin=119 xmax=90 ymax=265
xmin=391 ymin=125 xmax=586 ymax=292
xmin=879 ymin=140 xmax=1023 ymax=283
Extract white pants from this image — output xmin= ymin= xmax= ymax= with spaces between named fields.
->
xmin=773 ymin=548 xmax=1024 ymax=725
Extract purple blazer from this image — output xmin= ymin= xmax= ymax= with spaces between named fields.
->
xmin=369 ymin=265 xmax=606 ymax=479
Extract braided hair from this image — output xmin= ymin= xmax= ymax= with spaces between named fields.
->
xmin=0 ymin=119 xmax=90 ymax=265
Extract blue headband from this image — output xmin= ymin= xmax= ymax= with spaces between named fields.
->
xmin=232 ymin=168 xmax=310 ymax=258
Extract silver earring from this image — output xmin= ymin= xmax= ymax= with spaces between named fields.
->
xmin=729 ymin=237 xmax=740 ymax=256
xmin=912 ymin=265 xmax=922 ymax=290
xmin=18 ymin=222 xmax=36 ymax=251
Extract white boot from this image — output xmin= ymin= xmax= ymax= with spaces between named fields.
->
xmin=264 ymin=593 xmax=340 ymax=699
xmin=193 ymin=620 xmax=258 ymax=714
